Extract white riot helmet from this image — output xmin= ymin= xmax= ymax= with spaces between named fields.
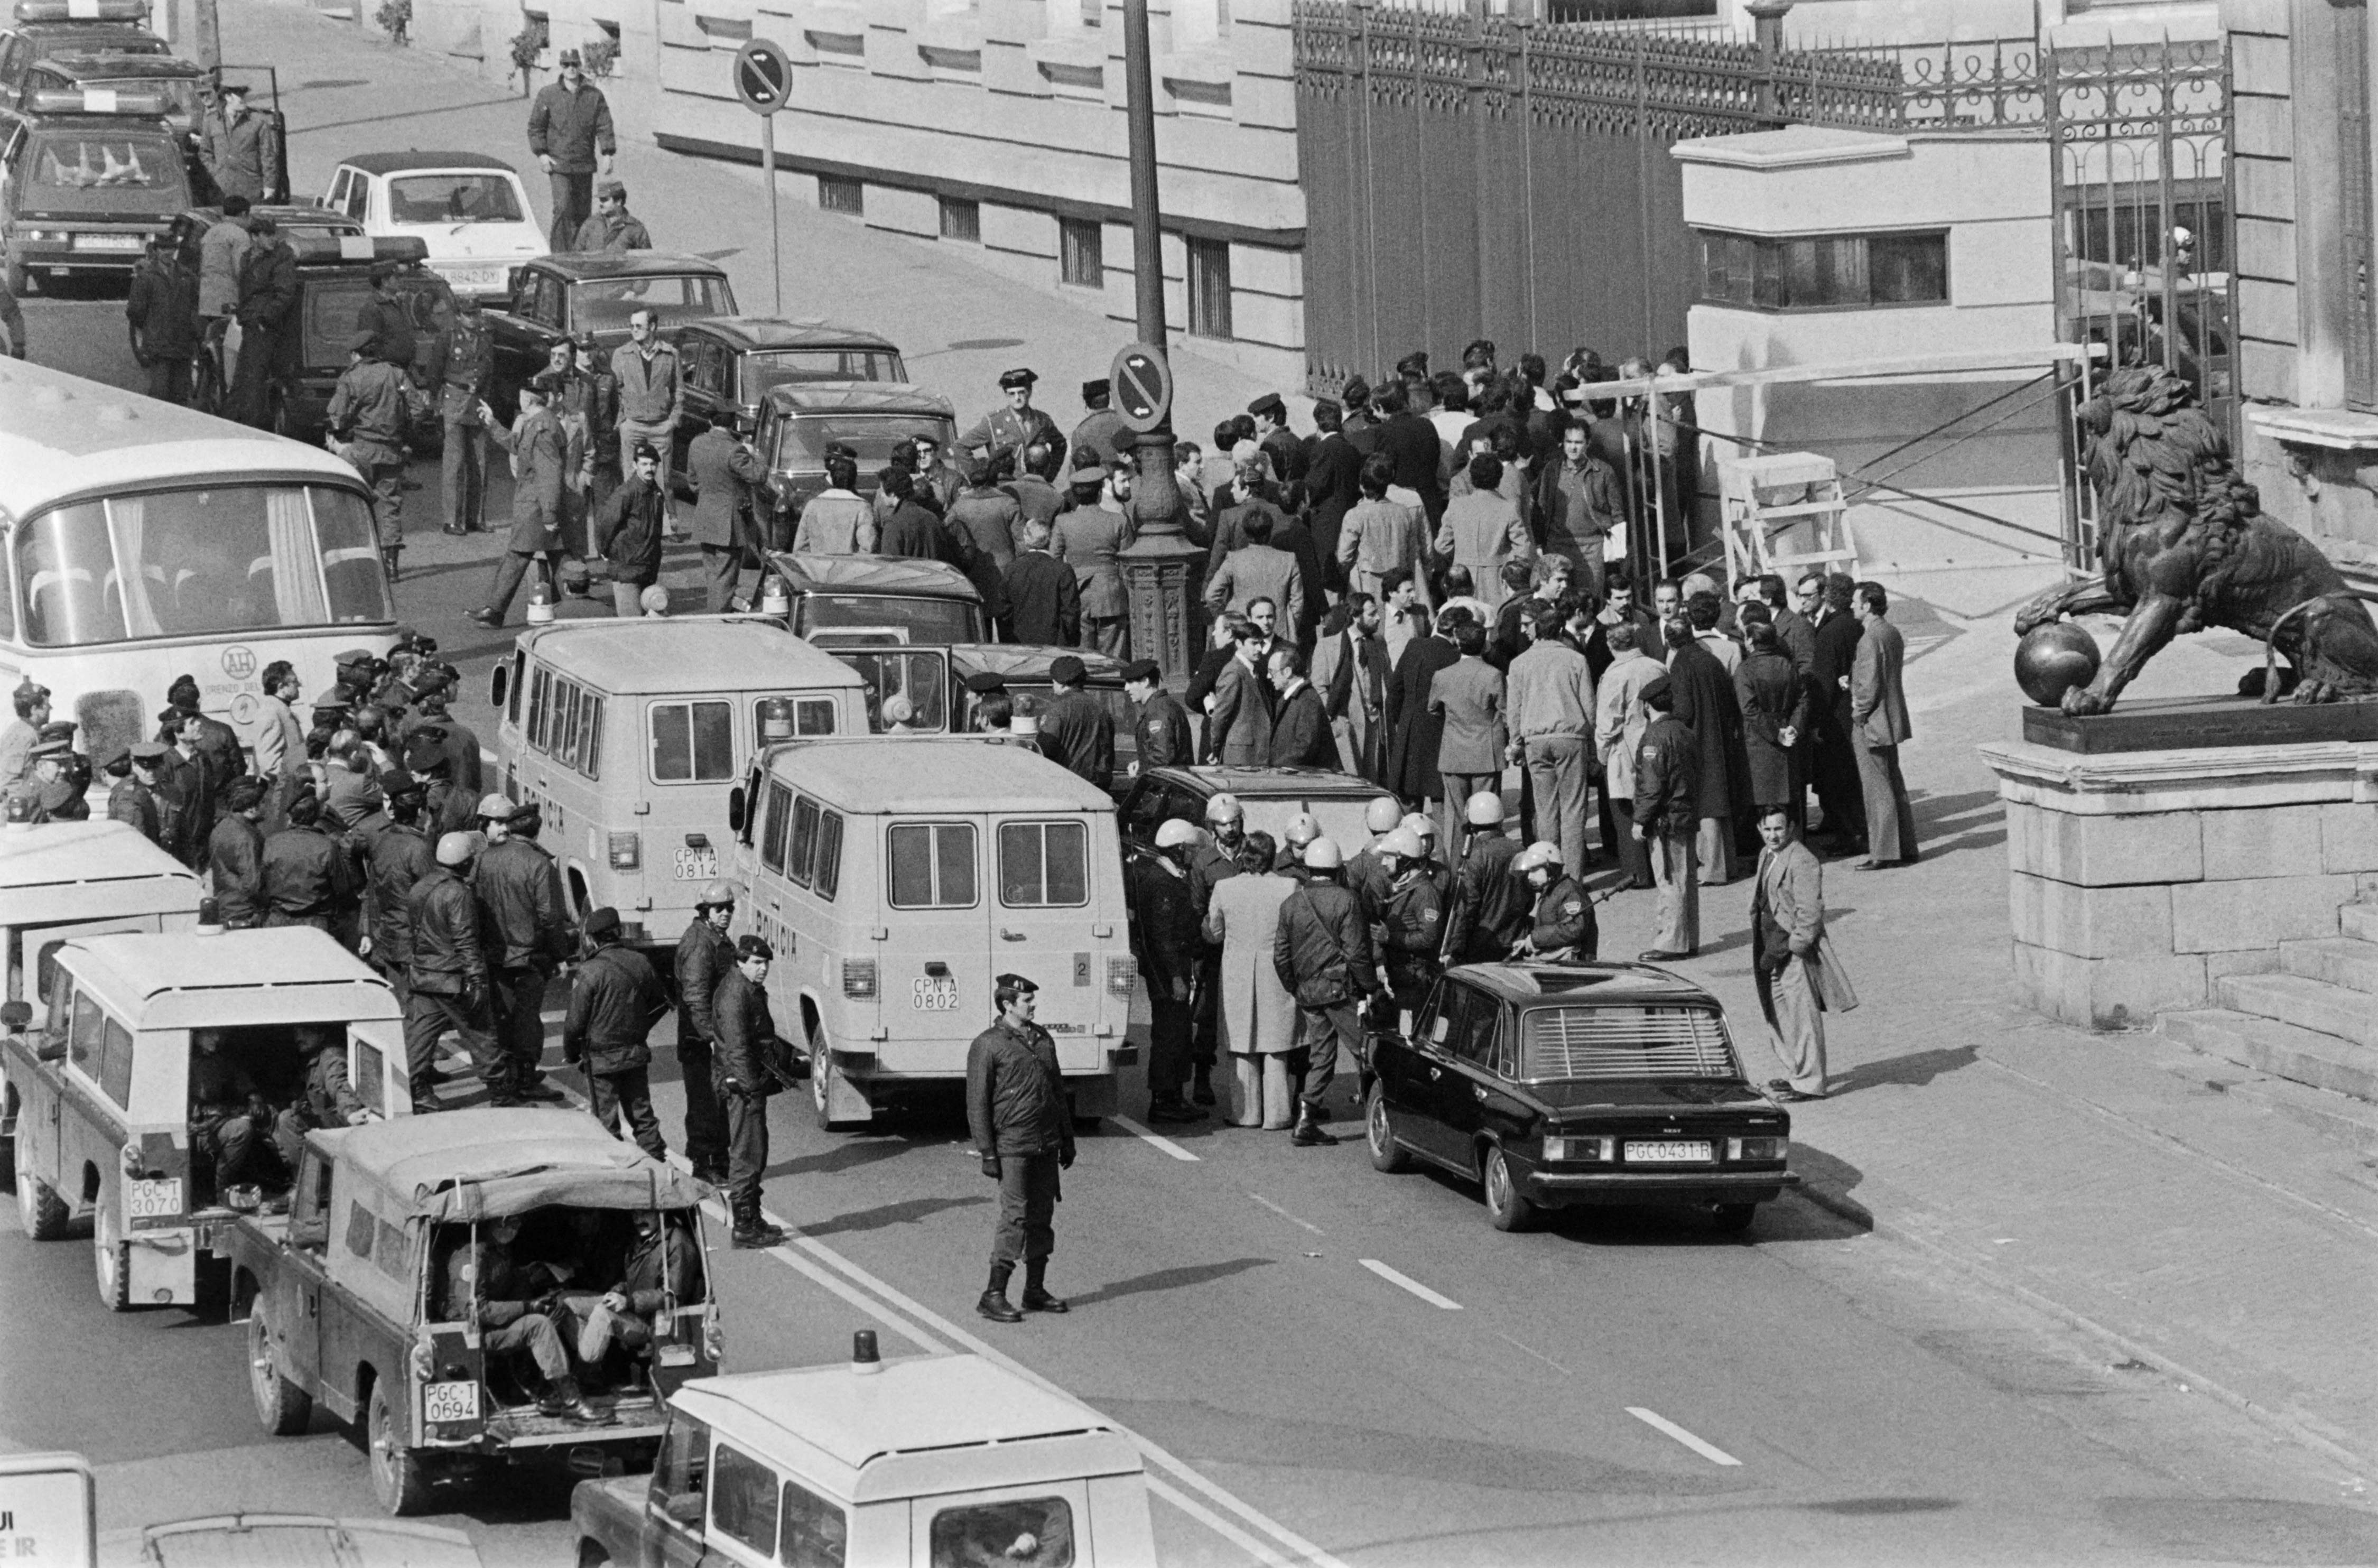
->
xmin=1513 ymin=840 xmax=1563 ymax=877
xmin=1363 ymin=796 xmax=1402 ymax=834
xmin=1464 ymin=791 xmax=1506 ymax=827
xmin=1204 ymin=792 xmax=1243 ymax=828
xmin=1154 ymin=819 xmax=1202 ymax=852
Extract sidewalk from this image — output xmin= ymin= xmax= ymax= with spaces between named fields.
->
xmin=1593 ymin=608 xmax=2378 ymax=1477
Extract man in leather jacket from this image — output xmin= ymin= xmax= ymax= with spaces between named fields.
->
xmin=711 ymin=936 xmax=787 ymax=1249
xmin=403 ymin=831 xmax=495 ymax=1112
xmin=672 ymin=882 xmax=737 ymax=1182
xmin=563 ymin=907 xmax=669 ymax=1157
xmin=966 ymin=973 xmax=1074 ymax=1323
xmin=1271 ymin=839 xmax=1379 ymax=1148
xmin=472 ymin=795 xmax=572 ymax=1104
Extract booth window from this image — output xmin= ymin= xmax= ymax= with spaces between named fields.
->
xmin=1699 ymin=229 xmax=1947 ymax=311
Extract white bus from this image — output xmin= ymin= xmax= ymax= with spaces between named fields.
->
xmin=0 ymin=357 xmax=395 ymax=759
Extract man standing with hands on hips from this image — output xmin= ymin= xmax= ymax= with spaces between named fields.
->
xmin=967 ymin=973 xmax=1074 ymax=1323
xmin=527 ymin=49 xmax=616 ymax=255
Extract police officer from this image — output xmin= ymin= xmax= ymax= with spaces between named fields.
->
xmin=6 ymin=733 xmax=82 ymax=823
xmin=263 ymin=788 xmax=362 ymax=940
xmin=959 ymin=367 xmax=1062 ymax=470
xmin=421 ymin=294 xmax=494 ymax=535
xmin=1186 ymin=793 xmax=1247 ymax=1108
xmin=106 ymin=740 xmax=170 ymax=844
xmin=404 ymin=830 xmax=496 ymax=1112
xmin=967 ymin=972 xmax=1074 ymax=1323
xmin=564 ymin=907 xmax=670 ymax=1158
xmin=672 ymin=882 xmax=737 ymax=1183
xmin=409 ymin=680 xmax=484 ymax=794
xmin=208 ymin=776 xmax=270 ymax=926
xmin=324 ymin=330 xmax=414 ymax=581
xmin=712 ymin=934 xmax=788 ymax=1249
xmin=273 ymin=1024 xmax=367 ymax=1170
xmin=1276 ymin=812 xmax=1323 ymax=880
xmin=1369 ymin=827 xmax=1444 ymax=1032
xmin=1343 ymin=795 xmax=1409 ymax=919
xmin=1400 ymin=812 xmax=1452 ymax=904
xmin=1123 ymin=660 xmax=1190 ymax=773
xmin=363 ymin=770 xmax=436 ymax=1003
xmin=1512 ymin=840 xmax=1597 ymax=960
xmin=1443 ymin=791 xmax=1528 ymax=963
xmin=405 ymin=727 xmax=477 ymax=838
xmin=473 ymin=794 xmax=572 ymax=1104
xmin=1271 ymin=838 xmax=1379 ymax=1146
xmin=1130 ymin=819 xmax=1206 ymax=1125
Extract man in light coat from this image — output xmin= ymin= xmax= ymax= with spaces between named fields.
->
xmin=1202 ymin=832 xmax=1299 ymax=1128
xmin=1433 ymin=453 xmax=1534 ymax=611
xmin=1312 ymin=592 xmax=1391 ymax=780
xmin=200 ymin=83 xmax=280 ymax=202
xmin=609 ymin=309 xmax=683 ymax=507
xmin=1750 ymin=808 xmax=1858 ymax=1100
xmin=1426 ymin=620 xmax=1505 ymax=846
xmin=1336 ymin=455 xmax=1427 ymax=606
xmin=1506 ymin=602 xmax=1596 ymax=877
xmin=1848 ymin=580 xmax=1919 ymax=867
xmin=1203 ymin=509 xmax=1304 ymax=634
xmin=792 ymin=452 xmax=875 ymax=555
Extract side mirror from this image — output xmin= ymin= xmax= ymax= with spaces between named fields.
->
xmin=663 ymin=1493 xmax=704 ymax=1527
xmin=489 ymin=664 xmax=508 ymax=710
xmin=36 ymin=1038 xmax=66 ymax=1062
xmin=725 ymin=786 xmax=745 ymax=836
xmin=1430 ymin=1014 xmax=1451 ymax=1045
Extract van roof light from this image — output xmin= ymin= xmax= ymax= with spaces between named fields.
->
xmin=24 ymin=84 xmax=165 ymax=115
xmin=16 ymin=0 xmax=153 ymax=22
xmin=851 ymin=1329 xmax=881 ymax=1374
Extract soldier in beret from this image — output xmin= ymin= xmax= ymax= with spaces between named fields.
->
xmin=6 ymin=734 xmax=83 ymax=824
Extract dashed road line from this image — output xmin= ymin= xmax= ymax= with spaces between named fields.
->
xmin=1627 ymin=1407 xmax=1742 ymax=1467
xmin=1249 ymin=1193 xmax=1323 ymax=1235
xmin=1358 ymin=1258 xmax=1462 ymax=1310
xmin=1492 ymin=1330 xmax=1571 ymax=1375
xmin=1111 ymin=1114 xmax=1201 ymax=1163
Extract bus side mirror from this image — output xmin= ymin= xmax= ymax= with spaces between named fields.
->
xmin=489 ymin=665 xmax=508 ymax=710
xmin=726 ymin=787 xmax=745 ymax=836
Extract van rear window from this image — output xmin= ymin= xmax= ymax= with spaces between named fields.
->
xmin=652 ymin=700 xmax=735 ymax=782
xmin=814 ymin=810 xmax=844 ymax=902
xmin=998 ymin=821 xmax=1088 ymax=907
xmin=98 ymin=1016 xmax=134 ymax=1108
xmin=760 ymin=781 xmax=793 ymax=873
xmin=888 ymin=823 xmax=976 ymax=908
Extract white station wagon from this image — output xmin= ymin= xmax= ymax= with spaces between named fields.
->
xmin=321 ymin=150 xmax=542 ymax=301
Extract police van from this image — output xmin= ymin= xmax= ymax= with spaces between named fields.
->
xmin=0 ymin=82 xmax=188 ymax=293
xmin=488 ymin=617 xmax=872 ymax=965
xmin=0 ymin=357 xmax=395 ymax=765
xmin=724 ymin=736 xmax=1134 ymax=1130
xmin=2 ymin=925 xmax=407 ymax=1312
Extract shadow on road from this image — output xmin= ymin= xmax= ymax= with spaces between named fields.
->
xmin=1785 ymin=1143 xmax=1874 ymax=1234
xmin=1833 ymin=1044 xmax=1979 ymax=1096
xmin=803 ymin=1193 xmax=989 ymax=1238
xmin=760 ymin=1137 xmax=917 ymax=1182
xmin=1066 ymin=1256 xmax=1271 ymax=1309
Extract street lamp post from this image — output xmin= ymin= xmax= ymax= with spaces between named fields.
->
xmin=1116 ymin=0 xmax=1205 ymax=680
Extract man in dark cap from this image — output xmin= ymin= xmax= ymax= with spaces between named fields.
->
xmin=326 ymin=330 xmax=414 ymax=581
xmin=564 ymin=907 xmax=670 ymax=1158
xmin=364 ymin=769 xmax=436 ymax=1004
xmin=960 ymin=368 xmax=1061 ymax=471
xmin=474 ymin=793 xmax=573 ymax=1103
xmin=528 ymin=45 xmax=617 ymax=254
xmin=106 ymin=741 xmax=170 ymax=845
xmin=1249 ymin=392 xmax=1307 ymax=508
xmin=572 ymin=178 xmax=652 ymax=252
xmin=352 ymin=263 xmax=417 ymax=371
xmin=408 ymin=680 xmax=483 ymax=794
xmin=1070 ymin=378 xmax=1129 ymax=468
xmin=208 ymin=776 xmax=269 ymax=925
xmin=405 ymin=727 xmax=478 ymax=838
xmin=470 ymin=374 xmax=575 ymax=627
xmin=7 ymin=734 xmax=82 ymax=823
xmin=673 ymin=880 xmax=738 ymax=1183
xmin=418 ymin=295 xmax=494 ymax=535
xmin=967 ymin=972 xmax=1074 ymax=1323
xmin=1124 ymin=659 xmax=1191 ymax=773
xmin=712 ymin=935 xmax=788 ymax=1249
xmin=263 ymin=789 xmax=363 ymax=942
xmin=1034 ymin=654 xmax=1114 ymax=790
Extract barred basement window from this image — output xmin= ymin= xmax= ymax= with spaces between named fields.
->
xmin=1698 ymin=229 xmax=1948 ymax=311
xmin=1059 ymin=217 xmax=1102 ymax=287
xmin=1186 ymin=235 xmax=1232 ymax=338
xmin=939 ymin=196 xmax=980 ymax=243
xmin=818 ymin=175 xmax=863 ymax=216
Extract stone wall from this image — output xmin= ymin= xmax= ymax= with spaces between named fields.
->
xmin=1983 ymin=738 xmax=2378 ymax=1028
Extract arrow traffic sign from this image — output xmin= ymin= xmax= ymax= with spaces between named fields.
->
xmin=733 ymin=38 xmax=793 ymax=115
xmin=1111 ymin=342 xmax=1173 ymax=434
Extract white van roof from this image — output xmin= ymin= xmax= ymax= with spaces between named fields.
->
xmin=0 ymin=819 xmax=203 ymax=920
xmin=57 ymin=927 xmax=402 ymax=1031
xmin=763 ymin=737 xmax=1113 ymax=814
xmin=516 ymin=617 xmax=867 ymax=698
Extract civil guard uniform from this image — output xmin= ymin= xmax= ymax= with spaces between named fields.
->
xmin=959 ymin=368 xmax=1062 ymax=468
xmin=966 ymin=973 xmax=1074 ymax=1322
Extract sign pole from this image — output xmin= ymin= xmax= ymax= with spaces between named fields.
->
xmin=732 ymin=38 xmax=794 ymax=318
xmin=760 ymin=110 xmax=782 ymax=315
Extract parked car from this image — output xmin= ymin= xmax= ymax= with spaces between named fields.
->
xmin=670 ymin=315 xmax=906 ymax=468
xmin=572 ymin=1345 xmax=1158 ymax=1568
xmin=484 ymin=250 xmax=736 ymax=417
xmin=21 ymin=49 xmax=205 ymax=178
xmin=321 ymin=151 xmax=542 ymax=303
xmin=1112 ymin=765 xmax=1397 ymax=861
xmin=0 ymin=82 xmax=188 ymax=292
xmin=1366 ymin=959 xmax=1802 ymax=1231
xmin=759 ymin=553 xmax=988 ymax=647
xmin=0 ymin=0 xmax=167 ymax=113
xmin=751 ymin=381 xmax=956 ymax=539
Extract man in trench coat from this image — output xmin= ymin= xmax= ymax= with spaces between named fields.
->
xmin=1749 ymin=808 xmax=1858 ymax=1100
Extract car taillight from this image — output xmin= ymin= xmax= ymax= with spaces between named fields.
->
xmin=842 ymin=959 xmax=876 ymax=998
xmin=702 ymin=1307 xmax=724 ymax=1365
xmin=1728 ymin=1136 xmax=1788 ymax=1162
xmin=411 ymin=1338 xmax=434 ymax=1380
xmin=1107 ymin=954 xmax=1136 ymax=995
xmin=1543 ymin=1135 xmax=1613 ymax=1163
xmin=608 ymin=831 xmax=640 ymax=870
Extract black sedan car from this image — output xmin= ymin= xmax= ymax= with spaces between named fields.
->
xmin=1366 ymin=960 xmax=1800 ymax=1232
xmin=484 ymin=249 xmax=736 ymax=417
xmin=1114 ymin=764 xmax=1399 ymax=859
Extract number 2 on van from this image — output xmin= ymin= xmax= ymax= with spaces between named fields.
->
xmin=912 ymin=976 xmax=960 ymax=1012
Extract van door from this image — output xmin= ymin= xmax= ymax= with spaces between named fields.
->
xmin=879 ymin=817 xmax=989 ymax=1074
xmin=987 ymin=814 xmax=1106 ymax=1074
xmin=911 ymin=1481 xmax=1092 ymax=1568
xmin=346 ymin=1018 xmax=410 ymax=1119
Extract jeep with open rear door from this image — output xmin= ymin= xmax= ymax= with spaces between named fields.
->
xmin=224 ymin=1107 xmax=720 ymax=1515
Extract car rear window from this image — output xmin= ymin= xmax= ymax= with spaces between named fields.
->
xmin=389 ymin=172 xmax=523 ymax=224
xmin=651 ymin=699 xmax=734 ymax=783
xmin=888 ymin=822 xmax=977 ymax=908
xmin=29 ymin=130 xmax=179 ymax=189
xmin=839 ymin=648 xmax=951 ymax=730
xmin=998 ymin=821 xmax=1087 ymax=907
xmin=805 ymin=594 xmax=980 ymax=648
xmin=1520 ymin=1005 xmax=1738 ymax=1081
xmin=929 ymin=1496 xmax=1073 ymax=1568
xmin=569 ymin=273 xmax=732 ymax=330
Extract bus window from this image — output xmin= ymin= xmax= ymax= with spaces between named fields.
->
xmin=528 ymin=666 xmax=552 ymax=750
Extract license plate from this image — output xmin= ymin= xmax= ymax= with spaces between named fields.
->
xmin=911 ymin=976 xmax=961 ymax=1012
xmin=422 ymin=1380 xmax=480 ymax=1424
xmin=671 ymin=848 xmax=717 ymax=881
xmin=71 ymin=233 xmax=143 ymax=251
xmin=1624 ymin=1140 xmax=1713 ymax=1164
xmin=128 ymin=1177 xmax=183 ymax=1219
xmin=442 ymin=264 xmax=505 ymax=290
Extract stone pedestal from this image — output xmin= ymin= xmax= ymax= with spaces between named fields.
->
xmin=1980 ymin=738 xmax=2378 ymax=1029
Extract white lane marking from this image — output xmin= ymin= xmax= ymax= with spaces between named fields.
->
xmin=1146 ymin=1474 xmax=1299 ymax=1568
xmin=1492 ymin=1330 xmax=1571 ymax=1376
xmin=1111 ymin=1114 xmax=1200 ymax=1163
xmin=1358 ymin=1258 xmax=1462 ymax=1310
xmin=687 ymin=1194 xmax=953 ymax=1354
xmin=1627 ymin=1407 xmax=1743 ymax=1467
xmin=1249 ymin=1193 xmax=1323 ymax=1235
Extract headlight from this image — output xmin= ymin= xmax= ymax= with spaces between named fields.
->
xmin=1541 ymin=1135 xmax=1613 ymax=1163
xmin=1727 ymin=1136 xmax=1788 ymax=1162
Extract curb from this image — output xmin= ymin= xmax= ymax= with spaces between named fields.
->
xmin=1788 ymin=1176 xmax=2375 ymax=1480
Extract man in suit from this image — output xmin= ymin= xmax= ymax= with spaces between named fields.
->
xmin=1807 ymin=572 xmax=1868 ymax=853
xmin=1203 ymin=509 xmax=1305 ymax=635
xmin=1303 ymin=399 xmax=1363 ymax=575
xmin=1312 ymin=592 xmax=1391 ymax=780
xmin=1053 ymin=454 xmax=1136 ymax=658
xmin=1848 ymin=580 xmax=1919 ymax=868
xmin=1386 ymin=608 xmax=1464 ymax=818
xmin=1206 ymin=620 xmax=1275 ymax=765
xmin=470 ymin=376 xmax=577 ymax=627
xmin=1750 ymin=807 xmax=1859 ymax=1100
xmin=1426 ymin=620 xmax=1505 ymax=845
xmin=997 ymin=518 xmax=1081 ymax=646
xmin=1370 ymin=379 xmax=1446 ymax=526
xmin=1268 ymin=645 xmax=1336 ymax=769
xmin=1125 ymin=661 xmax=1192 ymax=773
xmin=685 ymin=412 xmax=765 ymax=612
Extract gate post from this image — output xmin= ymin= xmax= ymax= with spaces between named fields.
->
xmin=1750 ymin=0 xmax=1791 ymax=125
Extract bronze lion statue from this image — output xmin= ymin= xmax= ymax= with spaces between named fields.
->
xmin=2013 ymin=364 xmax=2378 ymax=712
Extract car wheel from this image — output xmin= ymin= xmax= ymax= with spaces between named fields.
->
xmin=249 ymin=1301 xmax=314 ymax=1436
xmin=1481 ymin=1145 xmax=1536 ymax=1233
xmin=367 ymin=1378 xmax=432 ymax=1516
xmin=809 ymin=1025 xmax=856 ymax=1133
xmin=95 ymin=1204 xmax=132 ymax=1310
xmin=12 ymin=1138 xmax=68 ymax=1240
xmin=1710 ymin=1202 xmax=1757 ymax=1235
xmin=1365 ymin=1085 xmax=1410 ymax=1174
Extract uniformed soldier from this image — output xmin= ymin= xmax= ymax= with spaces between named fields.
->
xmin=1035 ymin=655 xmax=1114 ymax=791
xmin=106 ymin=740 xmax=170 ymax=845
xmin=0 ymin=677 xmax=51 ymax=792
xmin=1400 ymin=812 xmax=1453 ymax=905
xmin=712 ymin=935 xmax=789 ymax=1249
xmin=1186 ymin=793 xmax=1247 ymax=1108
xmin=364 ymin=770 xmax=436 ymax=1004
xmin=1123 ymin=660 xmax=1190 ymax=774
xmin=324 ymin=330 xmax=415 ymax=581
xmin=564 ymin=906 xmax=671 ymax=1158
xmin=1130 ymin=818 xmax=1206 ymax=1125
xmin=1512 ymin=840 xmax=1597 ymax=960
xmin=405 ymin=728 xmax=479 ymax=838
xmin=959 ymin=367 xmax=1062 ymax=469
xmin=672 ymin=880 xmax=738 ymax=1183
xmin=1070 ymin=377 xmax=1131 ymax=468
xmin=350 ymin=264 xmax=418 ymax=370
xmin=273 ymin=1023 xmax=367 ymax=1171
xmin=1369 ymin=827 xmax=1444 ymax=1031
xmin=408 ymin=681 xmax=484 ymax=794
xmin=208 ymin=776 xmax=270 ymax=926
xmin=420 ymin=294 xmax=495 ymax=535
xmin=262 ymin=789 xmax=363 ymax=941
xmin=967 ymin=972 xmax=1074 ymax=1323
xmin=404 ymin=831 xmax=496 ymax=1112
xmin=473 ymin=794 xmax=573 ymax=1105
xmin=1272 ymin=838 xmax=1379 ymax=1146
xmin=1443 ymin=791 xmax=1529 ymax=964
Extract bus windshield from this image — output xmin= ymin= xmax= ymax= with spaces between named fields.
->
xmin=14 ymin=485 xmax=391 ymax=648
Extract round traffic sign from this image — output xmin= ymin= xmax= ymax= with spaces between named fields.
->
xmin=1111 ymin=342 xmax=1173 ymax=435
xmin=733 ymin=38 xmax=793 ymax=115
